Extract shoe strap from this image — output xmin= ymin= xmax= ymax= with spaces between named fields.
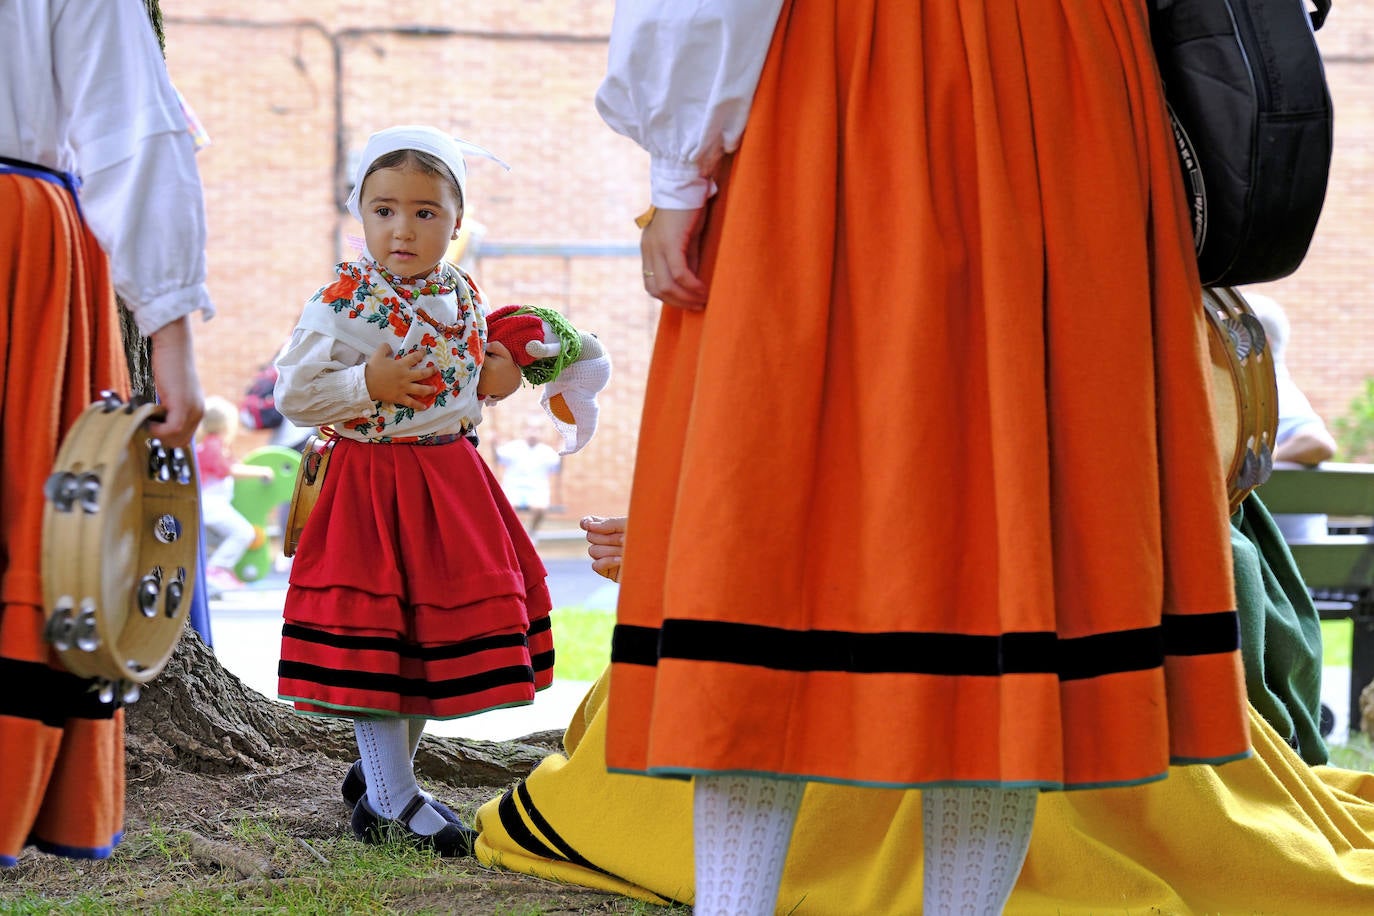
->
xmin=398 ymin=794 xmax=429 ymax=828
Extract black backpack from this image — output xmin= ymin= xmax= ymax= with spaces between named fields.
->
xmin=1151 ymin=0 xmax=1333 ymax=287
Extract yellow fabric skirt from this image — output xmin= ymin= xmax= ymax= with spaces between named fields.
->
xmin=0 ymin=172 xmax=129 ymax=863
xmin=607 ymin=0 xmax=1250 ymax=787
xmin=478 ymin=672 xmax=1374 ymax=914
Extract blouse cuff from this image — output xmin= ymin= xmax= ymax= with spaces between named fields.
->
xmin=650 ymin=158 xmax=713 ymax=210
xmin=132 ymin=283 xmax=216 ymax=337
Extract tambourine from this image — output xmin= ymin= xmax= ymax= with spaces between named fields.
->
xmin=41 ymin=391 xmax=200 ymax=703
xmin=283 ymin=429 xmax=336 ymax=558
xmin=1204 ymin=286 xmax=1278 ymax=515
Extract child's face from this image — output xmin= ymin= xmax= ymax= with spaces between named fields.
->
xmin=360 ymin=165 xmax=462 ymax=280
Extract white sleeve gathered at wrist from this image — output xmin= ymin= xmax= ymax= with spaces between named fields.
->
xmin=595 ymin=0 xmax=785 ymax=200
xmin=79 ymin=130 xmax=213 ymax=337
xmin=650 ymin=159 xmax=713 ymax=209
xmin=47 ymin=0 xmax=214 ymax=338
xmin=274 ymin=330 xmax=376 ymax=428
xmin=130 ymin=283 xmax=216 ymax=337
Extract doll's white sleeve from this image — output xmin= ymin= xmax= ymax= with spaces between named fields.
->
xmin=273 ymin=328 xmax=375 ymax=428
xmin=594 ymin=0 xmax=786 ymax=209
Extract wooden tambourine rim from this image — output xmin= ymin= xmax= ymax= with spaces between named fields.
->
xmin=1204 ymin=287 xmax=1279 ymax=515
xmin=283 ymin=431 xmax=336 ymax=558
xmin=41 ymin=396 xmax=200 ymax=686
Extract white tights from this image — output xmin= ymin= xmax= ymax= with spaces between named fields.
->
xmin=353 ymin=718 xmax=447 ymax=835
xmin=693 ymin=774 xmax=804 ymax=916
xmin=921 ymin=785 xmax=1038 ymax=915
xmin=692 ymin=775 xmax=1036 ymax=915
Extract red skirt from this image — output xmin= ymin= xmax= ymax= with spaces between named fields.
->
xmin=0 ymin=171 xmax=129 ymax=864
xmin=278 ymin=436 xmax=553 ymax=719
xmin=606 ymin=0 xmax=1251 ymax=790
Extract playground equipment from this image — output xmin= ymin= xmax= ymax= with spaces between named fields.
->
xmin=229 ymin=445 xmax=301 ymax=582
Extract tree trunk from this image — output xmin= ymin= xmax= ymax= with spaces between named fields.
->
xmin=119 ymin=0 xmax=162 ymax=400
xmin=124 ymin=631 xmax=556 ymax=786
xmin=121 ymin=0 xmax=550 ymax=790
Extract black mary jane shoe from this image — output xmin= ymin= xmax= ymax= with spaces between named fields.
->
xmin=341 ymin=760 xmax=464 ymax=827
xmin=341 ymin=760 xmax=367 ymax=806
xmin=350 ymin=794 xmax=478 ymax=858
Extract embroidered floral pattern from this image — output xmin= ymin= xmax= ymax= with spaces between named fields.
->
xmin=308 ymin=258 xmax=486 ymax=440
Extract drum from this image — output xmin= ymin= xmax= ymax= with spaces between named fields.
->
xmin=1204 ymin=286 xmax=1278 ymax=515
xmin=283 ymin=429 xmax=336 ymax=558
xmin=41 ymin=392 xmax=200 ymax=702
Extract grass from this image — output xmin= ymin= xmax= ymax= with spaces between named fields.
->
xmin=1323 ymin=618 xmax=1353 ymax=668
xmin=0 ymin=823 xmax=665 ymax=916
xmin=549 ymin=606 xmax=614 ymax=682
xmin=1330 ymin=731 xmax=1374 ymax=771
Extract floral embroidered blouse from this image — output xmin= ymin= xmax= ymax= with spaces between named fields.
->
xmin=275 ymin=258 xmax=488 ymax=442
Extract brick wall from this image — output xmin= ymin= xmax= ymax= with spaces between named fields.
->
xmin=1251 ymin=9 xmax=1374 ymax=442
xmin=163 ymin=1 xmax=646 ymax=521
xmin=164 ymin=1 xmax=1374 ymax=523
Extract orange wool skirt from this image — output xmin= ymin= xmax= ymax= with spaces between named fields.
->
xmin=606 ymin=0 xmax=1252 ymax=790
xmin=0 ymin=170 xmax=130 ymax=863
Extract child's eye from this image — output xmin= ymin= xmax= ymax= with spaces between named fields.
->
xmin=417 ymin=209 xmax=436 ymax=220
xmin=374 ymin=206 xmax=392 ymax=218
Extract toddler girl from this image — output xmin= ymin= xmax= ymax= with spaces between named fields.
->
xmin=273 ymin=125 xmax=550 ymax=856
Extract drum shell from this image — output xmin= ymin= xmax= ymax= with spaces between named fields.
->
xmin=1204 ymin=287 xmax=1278 ymax=515
xmin=41 ymin=398 xmax=201 ymax=685
xmin=283 ymin=432 xmax=335 ymax=559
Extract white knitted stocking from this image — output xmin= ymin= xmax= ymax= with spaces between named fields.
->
xmin=406 ymin=717 xmax=426 ymax=759
xmin=921 ymin=786 xmax=1037 ymax=915
xmin=354 ymin=718 xmax=446 ymax=835
xmin=693 ymin=774 xmax=804 ymax=916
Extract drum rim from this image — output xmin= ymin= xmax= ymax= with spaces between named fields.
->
xmin=1203 ymin=286 xmax=1278 ymax=515
xmin=41 ymin=395 xmax=200 ymax=686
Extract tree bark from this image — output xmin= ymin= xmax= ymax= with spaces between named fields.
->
xmin=118 ymin=0 xmax=162 ymax=399
xmin=125 ymin=630 xmax=557 ymax=787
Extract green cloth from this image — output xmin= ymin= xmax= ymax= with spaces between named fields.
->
xmin=1232 ymin=492 xmax=1328 ymax=765
xmin=508 ymin=305 xmax=582 ymax=385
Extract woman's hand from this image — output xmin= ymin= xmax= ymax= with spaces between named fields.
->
xmin=147 ymin=316 xmax=204 ymax=448
xmin=581 ymin=514 xmax=628 ymax=583
xmin=641 ymin=207 xmax=708 ymax=310
xmin=365 ymin=343 xmax=438 ymax=409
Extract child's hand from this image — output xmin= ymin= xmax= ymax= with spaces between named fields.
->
xmin=581 ymin=515 xmax=627 ymax=583
xmin=365 ymin=344 xmax=439 ymax=409
xmin=232 ymin=463 xmax=276 ymax=481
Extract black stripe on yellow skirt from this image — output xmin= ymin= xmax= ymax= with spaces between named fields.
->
xmin=0 ymin=658 xmax=120 ymax=725
xmin=513 ymin=783 xmax=615 ymax=878
xmin=496 ymin=781 xmax=691 ymax=906
xmin=281 ymin=623 xmax=532 ymax=659
xmin=277 ymin=660 xmax=536 ymax=698
xmin=610 ymin=611 xmax=1239 ymax=679
xmin=496 ymin=786 xmax=562 ymax=860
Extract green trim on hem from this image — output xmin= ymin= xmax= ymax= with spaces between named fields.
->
xmin=606 ymin=766 xmax=1066 ymax=791
xmin=1170 ymin=749 xmax=1253 ymax=767
xmin=277 ymin=694 xmax=538 ymax=721
xmin=606 ymin=751 xmax=1251 ymax=793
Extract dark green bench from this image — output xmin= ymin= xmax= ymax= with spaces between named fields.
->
xmin=1256 ymin=462 xmax=1374 ymax=733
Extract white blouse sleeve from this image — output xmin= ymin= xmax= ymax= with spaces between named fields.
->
xmin=53 ymin=0 xmax=214 ymax=336
xmin=595 ymin=0 xmax=786 ymax=209
xmin=273 ymin=328 xmax=376 ymax=428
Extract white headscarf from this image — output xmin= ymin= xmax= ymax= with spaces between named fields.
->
xmin=345 ymin=125 xmax=509 ymax=221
